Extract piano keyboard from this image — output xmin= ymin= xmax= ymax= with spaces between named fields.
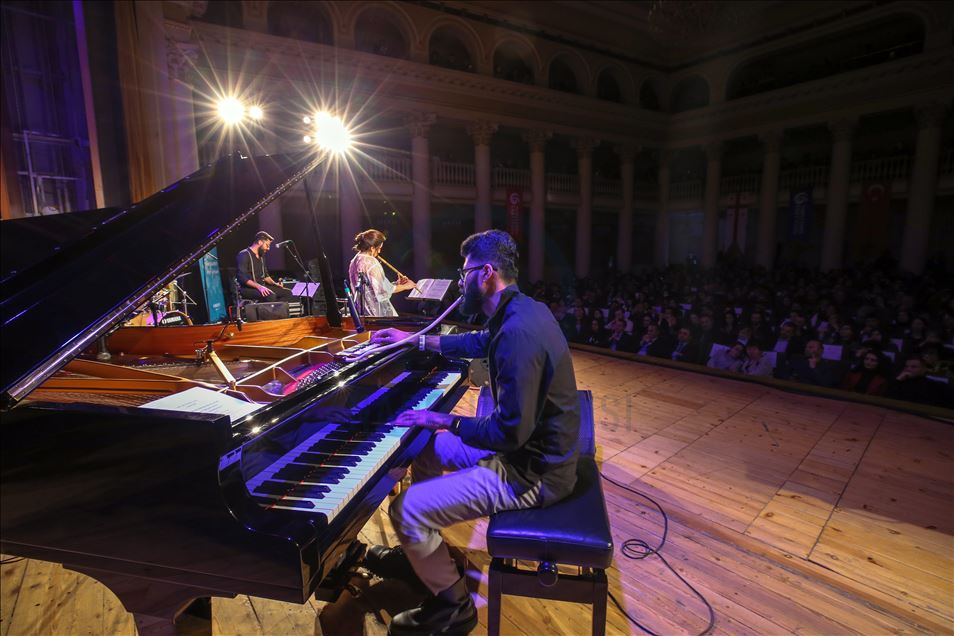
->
xmin=245 ymin=371 xmax=462 ymax=520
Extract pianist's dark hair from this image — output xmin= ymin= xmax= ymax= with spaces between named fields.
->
xmin=353 ymin=229 xmax=387 ymax=253
xmin=460 ymin=230 xmax=518 ymax=282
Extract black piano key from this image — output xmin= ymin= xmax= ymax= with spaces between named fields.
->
xmin=325 ymin=431 xmax=386 ymax=442
xmin=294 ymin=452 xmax=361 ymax=467
xmin=254 ymin=481 xmax=293 ymax=496
xmin=308 ymin=440 xmax=376 ymax=455
xmin=288 ymin=484 xmax=332 ymax=498
xmin=273 ymin=465 xmax=347 ymax=483
xmin=251 ymin=496 xmax=316 ymax=510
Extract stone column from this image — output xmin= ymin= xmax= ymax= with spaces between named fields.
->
xmin=406 ymin=113 xmax=436 ymax=279
xmin=820 ymin=119 xmax=855 ymax=271
xmin=654 ymin=149 xmax=671 ymax=268
xmin=701 ymin=141 xmax=723 ymax=268
xmin=467 ymin=121 xmax=497 ymax=233
xmin=573 ymin=136 xmax=599 ymax=278
xmin=616 ymin=143 xmax=637 ymax=272
xmin=900 ymin=102 xmax=946 ymax=274
xmin=522 ymin=130 xmax=551 ymax=282
xmin=164 ymin=32 xmax=200 ymax=183
xmin=756 ymin=130 xmax=782 ymax=270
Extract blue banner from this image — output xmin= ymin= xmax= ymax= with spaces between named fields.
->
xmin=789 ymin=186 xmax=814 ymax=240
xmin=200 ymin=248 xmax=227 ymax=322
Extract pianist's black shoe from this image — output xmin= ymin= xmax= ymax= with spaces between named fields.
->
xmin=388 ymin=576 xmax=477 ymax=636
xmin=365 ymin=545 xmax=425 ymax=589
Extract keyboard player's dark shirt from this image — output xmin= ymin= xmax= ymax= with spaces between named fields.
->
xmin=440 ymin=285 xmax=580 ymax=507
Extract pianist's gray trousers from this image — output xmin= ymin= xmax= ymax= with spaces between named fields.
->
xmin=388 ymin=431 xmax=542 ymax=595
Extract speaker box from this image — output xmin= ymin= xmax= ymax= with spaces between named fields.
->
xmin=244 ymin=301 xmax=289 ymax=322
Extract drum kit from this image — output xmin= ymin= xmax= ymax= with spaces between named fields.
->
xmin=123 ymin=273 xmax=197 ymax=327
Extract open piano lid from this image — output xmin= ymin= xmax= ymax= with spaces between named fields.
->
xmin=0 ymin=152 xmax=324 ymax=406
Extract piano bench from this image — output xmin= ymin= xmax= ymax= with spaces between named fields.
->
xmin=476 ymin=389 xmax=612 ymax=636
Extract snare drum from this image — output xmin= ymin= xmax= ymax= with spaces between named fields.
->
xmin=156 ymin=310 xmax=193 ymax=326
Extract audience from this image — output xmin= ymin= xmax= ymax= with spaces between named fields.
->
xmin=537 ymin=259 xmax=954 ymax=410
xmin=840 ymin=350 xmax=890 ymax=396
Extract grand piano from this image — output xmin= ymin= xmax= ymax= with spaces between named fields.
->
xmin=0 ymin=153 xmax=470 ymax=634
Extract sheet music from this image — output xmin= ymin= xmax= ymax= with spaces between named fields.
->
xmin=140 ymin=387 xmax=259 ymax=423
xmin=291 ymin=282 xmax=320 ymax=297
xmin=407 ymin=278 xmax=453 ymax=301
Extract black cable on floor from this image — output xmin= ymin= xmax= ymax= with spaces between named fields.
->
xmin=601 ymin=472 xmax=716 ymax=636
xmin=0 ymin=556 xmax=25 ymax=565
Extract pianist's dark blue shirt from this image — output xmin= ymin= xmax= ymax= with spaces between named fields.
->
xmin=440 ymin=284 xmax=580 ymax=506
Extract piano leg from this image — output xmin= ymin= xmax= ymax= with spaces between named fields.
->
xmin=67 ymin=566 xmax=233 ymax=636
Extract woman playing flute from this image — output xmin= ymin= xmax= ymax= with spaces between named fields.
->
xmin=348 ymin=229 xmax=416 ymax=316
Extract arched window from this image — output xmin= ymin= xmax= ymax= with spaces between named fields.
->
xmin=548 ymin=56 xmax=579 ymax=94
xmin=266 ymin=2 xmax=331 ymax=44
xmin=671 ymin=76 xmax=709 ymax=113
xmin=195 ymin=0 xmax=243 ymax=29
xmin=727 ymin=14 xmax=925 ymax=100
xmin=428 ymin=26 xmax=474 ymax=73
xmin=493 ymin=41 xmax=534 ymax=85
xmin=639 ymin=80 xmax=661 ymax=111
xmin=355 ymin=9 xmax=409 ymax=59
xmin=597 ymin=69 xmax=623 ymax=103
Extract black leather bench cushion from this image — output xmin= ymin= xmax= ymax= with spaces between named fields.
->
xmin=487 ymin=456 xmax=614 ymax=569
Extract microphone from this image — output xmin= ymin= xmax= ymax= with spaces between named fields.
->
xmin=275 ymin=239 xmax=294 ymax=248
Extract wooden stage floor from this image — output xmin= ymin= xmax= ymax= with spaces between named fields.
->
xmin=2 ymin=349 xmax=952 ymax=635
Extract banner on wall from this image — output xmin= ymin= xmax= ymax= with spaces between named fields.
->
xmin=788 ymin=186 xmax=814 ymax=240
xmin=857 ymin=182 xmax=891 ymax=261
xmin=506 ymin=188 xmax=522 ymax=241
xmin=199 ymin=248 xmax=227 ymax=322
xmin=723 ymin=193 xmax=750 ymax=252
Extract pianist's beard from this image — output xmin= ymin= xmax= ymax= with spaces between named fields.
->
xmin=461 ymin=274 xmax=485 ymax=316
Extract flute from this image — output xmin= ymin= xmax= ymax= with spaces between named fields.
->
xmin=377 ymin=255 xmax=421 ymax=292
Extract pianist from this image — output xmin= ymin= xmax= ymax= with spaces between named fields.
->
xmin=367 ymin=230 xmax=580 ymax=636
xmin=236 ymin=231 xmax=293 ymax=301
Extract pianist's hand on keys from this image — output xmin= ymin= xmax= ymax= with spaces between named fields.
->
xmin=391 ymin=409 xmax=455 ymax=430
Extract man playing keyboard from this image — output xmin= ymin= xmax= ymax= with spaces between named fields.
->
xmin=367 ymin=230 xmax=580 ymax=636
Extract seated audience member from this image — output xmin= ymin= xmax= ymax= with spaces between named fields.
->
xmin=563 ymin=306 xmax=588 ymax=343
xmin=611 ymin=308 xmax=634 ymax=335
xmin=736 ymin=326 xmax=754 ymax=347
xmin=708 ymin=342 xmax=744 ymax=372
xmin=865 ymin=328 xmax=898 ymax=353
xmin=606 ymin=319 xmax=635 ymax=352
xmin=669 ymin=326 xmax=699 ymax=364
xmin=840 ymin=350 xmax=889 ymax=396
xmin=834 ymin=323 xmax=862 ymax=357
xmin=905 ymin=316 xmax=928 ymax=348
xmin=717 ymin=310 xmax=738 ymax=344
xmin=779 ymin=340 xmax=845 ymax=388
xmin=695 ymin=313 xmax=718 ymax=364
xmin=772 ymin=321 xmax=806 ymax=355
xmin=789 ymin=309 xmax=814 ymax=340
xmin=748 ymin=309 xmax=775 ymax=348
xmin=740 ymin=343 xmax=773 ymax=377
xmin=886 ymin=356 xmax=954 ymax=408
xmin=920 ymin=345 xmax=952 ymax=380
xmin=584 ymin=317 xmax=605 ymax=347
xmin=635 ymin=323 xmax=670 ymax=358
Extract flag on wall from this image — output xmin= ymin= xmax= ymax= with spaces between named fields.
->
xmin=858 ymin=182 xmax=891 ymax=261
xmin=723 ymin=193 xmax=749 ymax=252
xmin=789 ymin=186 xmax=814 ymax=240
xmin=506 ymin=188 xmax=523 ymax=241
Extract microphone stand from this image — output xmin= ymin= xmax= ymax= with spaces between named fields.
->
xmin=281 ymin=241 xmax=317 ymax=316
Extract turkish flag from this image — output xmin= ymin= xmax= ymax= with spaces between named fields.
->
xmin=859 ymin=182 xmax=891 ymax=261
xmin=506 ymin=188 xmax=523 ymax=242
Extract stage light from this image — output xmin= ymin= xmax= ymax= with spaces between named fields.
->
xmin=248 ymin=105 xmax=264 ymax=121
xmin=303 ymin=135 xmax=312 ymax=143
xmin=312 ymin=111 xmax=352 ymax=154
xmin=303 ymin=115 xmax=312 ymax=124
xmin=216 ymin=97 xmax=245 ymax=125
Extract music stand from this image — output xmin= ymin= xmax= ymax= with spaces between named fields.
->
xmin=291 ymin=282 xmax=320 ymax=315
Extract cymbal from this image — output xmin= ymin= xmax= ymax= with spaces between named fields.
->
xmin=176 ymin=272 xmax=193 ymax=278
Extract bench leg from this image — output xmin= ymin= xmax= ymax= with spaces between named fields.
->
xmin=592 ymin=568 xmax=608 ymax=636
xmin=488 ymin=558 xmax=504 ymax=636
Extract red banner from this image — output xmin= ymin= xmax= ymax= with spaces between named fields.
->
xmin=506 ymin=188 xmax=522 ymax=241
xmin=857 ymin=182 xmax=891 ymax=261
